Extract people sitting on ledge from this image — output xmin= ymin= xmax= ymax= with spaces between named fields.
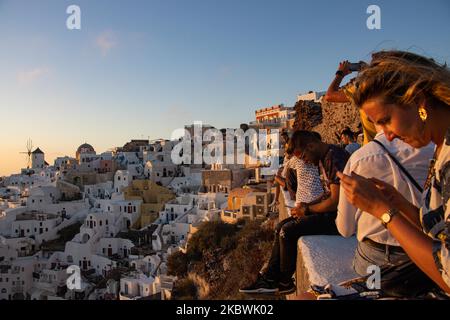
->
xmin=239 ymin=130 xmax=349 ymax=295
xmin=296 ymin=50 xmax=450 ymax=299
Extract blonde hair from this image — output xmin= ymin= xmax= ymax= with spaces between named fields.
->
xmin=344 ymin=50 xmax=450 ymax=110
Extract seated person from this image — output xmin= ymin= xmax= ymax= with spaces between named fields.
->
xmin=272 ymin=140 xmax=297 ymax=208
xmin=336 ymin=128 xmax=434 ymax=276
xmin=239 ymin=130 xmax=348 ymax=295
xmin=341 ymin=128 xmax=361 ymax=155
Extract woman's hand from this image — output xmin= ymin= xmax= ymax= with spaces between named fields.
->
xmin=337 ymin=171 xmax=391 ymax=219
xmin=369 ymin=177 xmax=412 ymax=213
xmin=338 ymin=60 xmax=352 ymax=76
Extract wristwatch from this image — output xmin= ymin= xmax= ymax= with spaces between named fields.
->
xmin=335 ymin=70 xmax=344 ymax=77
xmin=381 ymin=208 xmax=399 ymax=228
xmin=301 ymin=203 xmax=311 ymax=216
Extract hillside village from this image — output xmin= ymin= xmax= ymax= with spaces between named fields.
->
xmin=0 ymin=91 xmax=359 ymax=300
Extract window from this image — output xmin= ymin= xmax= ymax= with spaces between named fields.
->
xmin=256 ymin=195 xmax=264 ymax=204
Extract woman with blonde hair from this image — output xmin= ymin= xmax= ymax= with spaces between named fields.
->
xmin=337 ymin=50 xmax=450 ymax=296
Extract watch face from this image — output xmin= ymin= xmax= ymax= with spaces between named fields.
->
xmin=381 ymin=213 xmax=390 ymax=224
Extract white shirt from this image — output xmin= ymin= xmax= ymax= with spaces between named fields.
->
xmin=336 ymin=132 xmax=434 ymax=246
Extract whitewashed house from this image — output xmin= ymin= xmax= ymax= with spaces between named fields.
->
xmin=119 ymin=272 xmax=159 ymax=300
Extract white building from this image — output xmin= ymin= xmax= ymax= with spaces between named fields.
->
xmin=119 ymin=272 xmax=159 ymax=300
xmin=144 ymin=140 xmax=180 ymax=187
xmin=297 ymin=90 xmax=326 ymax=103
xmin=0 ymin=257 xmax=35 ymax=300
xmin=85 ymin=181 xmax=114 ymax=200
xmin=114 ymin=170 xmax=132 ymax=194
xmin=11 ymin=212 xmax=62 ymax=240
xmin=26 ymin=186 xmax=60 ymax=210
xmin=158 ymin=194 xmax=195 ymax=224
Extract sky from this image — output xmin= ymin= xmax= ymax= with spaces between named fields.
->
xmin=0 ymin=0 xmax=449 ymax=176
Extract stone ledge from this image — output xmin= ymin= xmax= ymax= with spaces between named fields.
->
xmin=287 ymin=235 xmax=358 ymax=298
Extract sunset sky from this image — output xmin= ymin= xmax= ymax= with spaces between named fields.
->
xmin=1 ymin=0 xmax=449 ymax=176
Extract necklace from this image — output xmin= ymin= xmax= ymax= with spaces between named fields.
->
xmin=424 ymin=144 xmax=442 ymax=191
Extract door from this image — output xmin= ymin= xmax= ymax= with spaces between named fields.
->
xmin=107 ymin=248 xmax=112 ymax=257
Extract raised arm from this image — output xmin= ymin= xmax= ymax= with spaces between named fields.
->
xmin=324 ymin=60 xmax=351 ymax=103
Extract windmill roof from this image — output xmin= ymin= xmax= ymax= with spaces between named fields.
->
xmin=32 ymin=148 xmax=44 ymax=154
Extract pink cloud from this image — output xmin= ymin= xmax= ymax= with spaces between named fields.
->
xmin=17 ymin=67 xmax=50 ymax=85
xmin=95 ymin=31 xmax=118 ymax=56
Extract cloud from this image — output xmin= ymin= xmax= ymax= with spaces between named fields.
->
xmin=17 ymin=67 xmax=50 ymax=85
xmin=95 ymin=31 xmax=118 ymax=56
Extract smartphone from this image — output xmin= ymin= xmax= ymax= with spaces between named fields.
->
xmin=348 ymin=62 xmax=362 ymax=72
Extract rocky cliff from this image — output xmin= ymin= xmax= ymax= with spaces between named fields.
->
xmin=293 ymin=100 xmax=361 ymax=144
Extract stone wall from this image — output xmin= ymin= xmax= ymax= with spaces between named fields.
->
xmin=311 ymin=101 xmax=361 ymax=144
xmin=293 ymin=100 xmax=361 ymax=145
